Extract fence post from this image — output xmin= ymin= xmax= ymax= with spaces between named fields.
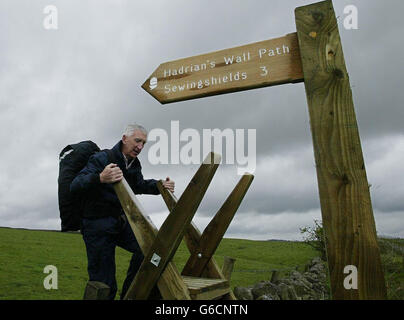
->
xmin=83 ymin=281 xmax=110 ymax=300
xmin=222 ymin=257 xmax=236 ymax=281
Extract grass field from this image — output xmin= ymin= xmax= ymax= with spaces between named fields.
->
xmin=0 ymin=227 xmax=318 ymax=300
xmin=0 ymin=227 xmax=402 ymax=300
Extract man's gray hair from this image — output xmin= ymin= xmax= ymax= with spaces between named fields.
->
xmin=124 ymin=124 xmax=148 ymax=137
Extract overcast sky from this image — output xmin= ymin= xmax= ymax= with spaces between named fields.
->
xmin=0 ymin=0 xmax=403 ymax=240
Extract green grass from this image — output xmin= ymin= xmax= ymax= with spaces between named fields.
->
xmin=0 ymin=227 xmax=318 ymax=300
xmin=378 ymin=238 xmax=404 ymax=300
xmin=0 ymin=227 xmax=401 ymax=300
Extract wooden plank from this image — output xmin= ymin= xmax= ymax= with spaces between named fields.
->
xmin=157 ymin=180 xmax=177 ymax=212
xmin=114 ymin=179 xmax=157 ymax=252
xmin=113 ymin=179 xmax=190 ymax=300
xmin=157 ymin=177 xmax=225 ymax=280
xmin=125 ymin=152 xmax=221 ymax=300
xmin=182 ymin=277 xmax=225 ymax=286
xmin=182 ymin=276 xmax=228 ymax=294
xmin=142 ymin=33 xmax=303 ymax=104
xmin=182 ymin=174 xmax=254 ymax=277
xmin=191 ymin=287 xmax=231 ymax=300
xmin=295 ymin=0 xmax=387 ymax=299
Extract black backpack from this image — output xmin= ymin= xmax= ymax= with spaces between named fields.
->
xmin=58 ymin=141 xmax=101 ymax=232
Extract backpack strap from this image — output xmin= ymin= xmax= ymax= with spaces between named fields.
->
xmin=104 ymin=149 xmax=116 ymax=164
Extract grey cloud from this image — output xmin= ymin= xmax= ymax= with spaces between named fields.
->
xmin=0 ymin=0 xmax=403 ymax=239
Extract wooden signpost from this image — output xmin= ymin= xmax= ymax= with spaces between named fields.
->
xmin=295 ymin=0 xmax=386 ymax=300
xmin=142 ymin=33 xmax=303 ymax=104
xmin=140 ymin=0 xmax=387 ymax=300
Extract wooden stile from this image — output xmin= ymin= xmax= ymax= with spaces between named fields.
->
xmin=123 ymin=153 xmax=220 ymax=299
xmin=157 ymin=182 xmax=237 ymax=300
xmin=157 ymin=177 xmax=254 ymax=300
xmin=181 ymin=174 xmax=254 ymax=277
xmin=113 ymin=152 xmax=254 ymax=300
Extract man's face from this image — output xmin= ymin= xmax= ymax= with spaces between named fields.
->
xmin=121 ymin=130 xmax=147 ymax=159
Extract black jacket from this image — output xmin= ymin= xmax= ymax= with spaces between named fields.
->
xmin=70 ymin=140 xmax=159 ymax=219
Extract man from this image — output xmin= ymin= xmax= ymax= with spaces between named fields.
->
xmin=70 ymin=124 xmax=174 ymax=300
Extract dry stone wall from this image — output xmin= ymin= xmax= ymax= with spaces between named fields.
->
xmin=234 ymin=257 xmax=330 ymax=300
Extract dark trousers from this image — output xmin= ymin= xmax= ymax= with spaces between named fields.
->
xmin=81 ymin=215 xmax=144 ymax=300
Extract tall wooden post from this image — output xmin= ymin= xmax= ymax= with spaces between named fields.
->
xmin=295 ymin=0 xmax=387 ymax=299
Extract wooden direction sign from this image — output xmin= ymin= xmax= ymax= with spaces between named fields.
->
xmin=142 ymin=33 xmax=303 ymax=104
xmin=138 ymin=0 xmax=387 ymax=300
